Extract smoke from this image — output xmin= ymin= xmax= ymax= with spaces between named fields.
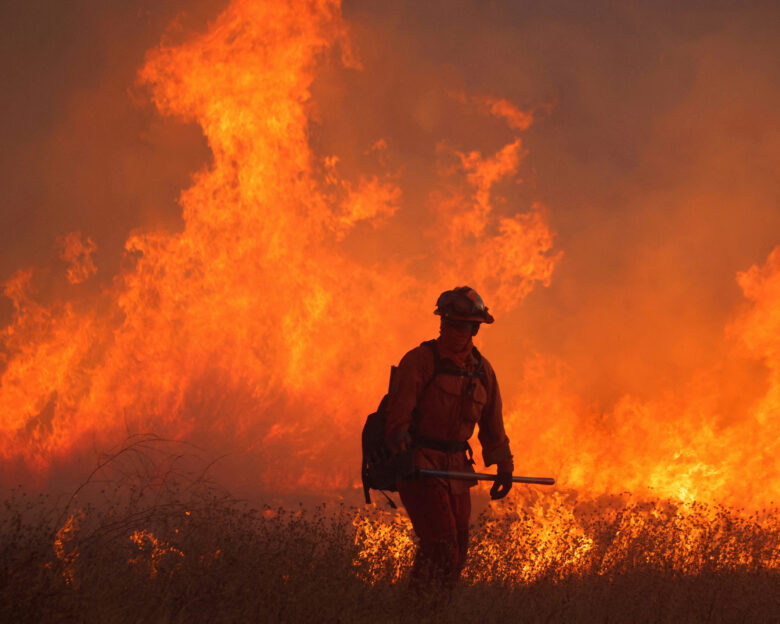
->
xmin=1 ymin=0 xmax=779 ymax=505
xmin=336 ymin=0 xmax=780 ymax=405
xmin=0 ymin=1 xmax=223 ymax=314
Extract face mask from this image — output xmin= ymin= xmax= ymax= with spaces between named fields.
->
xmin=438 ymin=323 xmax=474 ymax=362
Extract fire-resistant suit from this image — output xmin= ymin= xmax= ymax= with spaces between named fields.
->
xmin=385 ymin=319 xmax=513 ymax=585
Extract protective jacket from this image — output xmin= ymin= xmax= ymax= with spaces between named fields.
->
xmin=385 ymin=338 xmax=513 ymax=495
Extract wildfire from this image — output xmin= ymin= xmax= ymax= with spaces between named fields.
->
xmin=352 ymin=509 xmax=415 ymax=584
xmin=353 ymin=496 xmax=780 ymax=585
xmin=0 ymin=0 xmax=556 ymax=493
xmin=1 ymin=0 xmax=779 ymax=539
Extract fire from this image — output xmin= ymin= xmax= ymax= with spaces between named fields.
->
xmin=353 ymin=497 xmax=780 ymax=585
xmin=57 ymin=232 xmax=98 ymax=285
xmin=352 ymin=509 xmax=414 ymax=583
xmin=53 ymin=511 xmax=82 ymax=586
xmin=499 ymin=244 xmax=780 ymax=509
xmin=0 ymin=0 xmax=779 ymax=535
xmin=129 ymin=529 xmax=184 ymax=578
xmin=0 ymin=0 xmax=556 ymax=493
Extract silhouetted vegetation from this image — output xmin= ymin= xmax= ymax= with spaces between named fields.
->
xmin=2 ymin=439 xmax=779 ymax=623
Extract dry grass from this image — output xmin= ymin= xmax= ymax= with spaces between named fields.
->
xmin=2 ymin=441 xmax=779 ymax=623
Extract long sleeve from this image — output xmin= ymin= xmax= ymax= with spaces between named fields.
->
xmin=384 ymin=347 xmax=433 ymax=450
xmin=477 ymin=362 xmax=514 ymax=471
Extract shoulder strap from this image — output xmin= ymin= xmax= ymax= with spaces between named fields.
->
xmin=420 ymin=340 xmax=486 ymax=379
xmin=408 ymin=341 xmax=442 ymax=434
xmin=419 ymin=340 xmax=443 ymax=391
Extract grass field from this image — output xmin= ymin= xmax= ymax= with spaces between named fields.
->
xmin=3 ymin=470 xmax=779 ymax=624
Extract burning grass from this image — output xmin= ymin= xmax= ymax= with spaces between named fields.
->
xmin=2 ymin=451 xmax=779 ymax=624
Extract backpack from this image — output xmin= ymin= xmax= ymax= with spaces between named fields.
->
xmin=361 ymin=340 xmax=485 ymax=507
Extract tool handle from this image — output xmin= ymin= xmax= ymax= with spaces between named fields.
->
xmin=417 ymin=468 xmax=555 ymax=486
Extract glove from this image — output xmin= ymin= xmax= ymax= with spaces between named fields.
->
xmin=489 ymin=471 xmax=513 ymax=500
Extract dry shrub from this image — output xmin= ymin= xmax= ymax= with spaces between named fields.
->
xmin=2 ymin=440 xmax=779 ymax=623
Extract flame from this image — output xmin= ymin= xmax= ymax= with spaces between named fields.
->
xmin=352 ymin=509 xmax=414 ymax=584
xmin=129 ymin=529 xmax=184 ymax=578
xmin=736 ymin=247 xmax=780 ymax=426
xmin=53 ymin=511 xmax=82 ymax=586
xmin=0 ymin=0 xmax=556 ymax=493
xmin=476 ymin=95 xmax=534 ymax=131
xmin=0 ymin=0 xmax=779 ymax=533
xmin=497 ymin=243 xmax=780 ymax=509
xmin=57 ymin=232 xmax=98 ymax=285
xmin=353 ymin=498 xmax=780 ymax=585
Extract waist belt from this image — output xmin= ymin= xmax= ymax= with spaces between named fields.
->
xmin=412 ymin=434 xmax=475 ymax=465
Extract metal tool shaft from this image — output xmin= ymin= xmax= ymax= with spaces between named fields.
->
xmin=417 ymin=468 xmax=555 ymax=486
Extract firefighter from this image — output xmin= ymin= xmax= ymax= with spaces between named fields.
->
xmin=385 ymin=286 xmax=513 ymax=587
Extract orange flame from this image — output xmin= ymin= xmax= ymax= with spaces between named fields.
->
xmin=129 ymin=529 xmax=184 ymax=578
xmin=499 ymin=244 xmax=780 ymax=508
xmin=57 ymin=232 xmax=98 ymax=285
xmin=0 ymin=0 xmax=556 ymax=493
xmin=0 ymin=0 xmax=778 ymax=522
xmin=53 ymin=511 xmax=82 ymax=586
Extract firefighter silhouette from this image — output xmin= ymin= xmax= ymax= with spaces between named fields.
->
xmin=385 ymin=286 xmax=513 ymax=586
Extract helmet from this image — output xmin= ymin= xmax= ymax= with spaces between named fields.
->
xmin=434 ymin=286 xmax=495 ymax=324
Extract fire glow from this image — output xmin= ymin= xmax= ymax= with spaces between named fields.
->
xmin=2 ymin=0 xmax=779 ymax=531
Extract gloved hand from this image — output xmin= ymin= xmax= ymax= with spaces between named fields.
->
xmin=489 ymin=471 xmax=513 ymax=500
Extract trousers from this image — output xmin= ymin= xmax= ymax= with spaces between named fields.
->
xmin=397 ymin=477 xmax=471 ymax=586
